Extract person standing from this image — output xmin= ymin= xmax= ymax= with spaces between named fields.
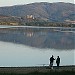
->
xmin=49 ymin=55 xmax=55 ymax=69
xmin=56 ymin=56 xmax=60 ymax=68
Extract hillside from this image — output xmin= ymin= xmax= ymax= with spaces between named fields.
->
xmin=0 ymin=2 xmax=75 ymax=22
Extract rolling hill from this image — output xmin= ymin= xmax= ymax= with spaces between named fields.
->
xmin=0 ymin=2 xmax=75 ymax=22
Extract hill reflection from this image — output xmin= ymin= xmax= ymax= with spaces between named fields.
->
xmin=0 ymin=27 xmax=75 ymax=50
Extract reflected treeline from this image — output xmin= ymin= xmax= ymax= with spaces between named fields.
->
xmin=0 ymin=27 xmax=75 ymax=50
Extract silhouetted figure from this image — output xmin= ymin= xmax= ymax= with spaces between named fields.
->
xmin=49 ymin=55 xmax=55 ymax=69
xmin=56 ymin=56 xmax=60 ymax=68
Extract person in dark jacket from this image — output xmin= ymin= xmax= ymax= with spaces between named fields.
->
xmin=56 ymin=56 xmax=60 ymax=68
xmin=50 ymin=55 xmax=55 ymax=69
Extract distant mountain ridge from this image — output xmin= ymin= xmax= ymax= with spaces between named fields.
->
xmin=0 ymin=2 xmax=75 ymax=22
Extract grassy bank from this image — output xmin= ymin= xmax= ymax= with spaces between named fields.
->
xmin=0 ymin=71 xmax=75 ymax=75
xmin=0 ymin=66 xmax=75 ymax=75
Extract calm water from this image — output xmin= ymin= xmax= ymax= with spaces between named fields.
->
xmin=0 ymin=26 xmax=75 ymax=67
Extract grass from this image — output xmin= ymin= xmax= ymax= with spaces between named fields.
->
xmin=0 ymin=66 xmax=75 ymax=75
xmin=0 ymin=71 xmax=75 ymax=75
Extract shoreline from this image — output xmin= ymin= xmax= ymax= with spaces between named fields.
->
xmin=0 ymin=25 xmax=75 ymax=33
xmin=0 ymin=25 xmax=75 ymax=28
xmin=0 ymin=66 xmax=75 ymax=74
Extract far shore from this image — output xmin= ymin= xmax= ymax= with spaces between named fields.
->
xmin=0 ymin=25 xmax=75 ymax=29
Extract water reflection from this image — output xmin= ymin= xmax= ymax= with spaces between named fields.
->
xmin=0 ymin=41 xmax=74 ymax=67
xmin=0 ymin=27 xmax=75 ymax=50
xmin=0 ymin=27 xmax=75 ymax=66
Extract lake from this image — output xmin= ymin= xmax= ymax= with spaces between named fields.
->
xmin=0 ymin=26 xmax=75 ymax=67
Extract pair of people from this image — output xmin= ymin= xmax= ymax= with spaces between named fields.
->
xmin=49 ymin=55 xmax=60 ymax=69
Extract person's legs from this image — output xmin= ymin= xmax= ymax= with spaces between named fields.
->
xmin=51 ymin=63 xmax=53 ymax=69
xmin=57 ymin=63 xmax=59 ymax=68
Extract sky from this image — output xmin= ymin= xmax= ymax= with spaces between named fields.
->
xmin=0 ymin=0 xmax=74 ymax=7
